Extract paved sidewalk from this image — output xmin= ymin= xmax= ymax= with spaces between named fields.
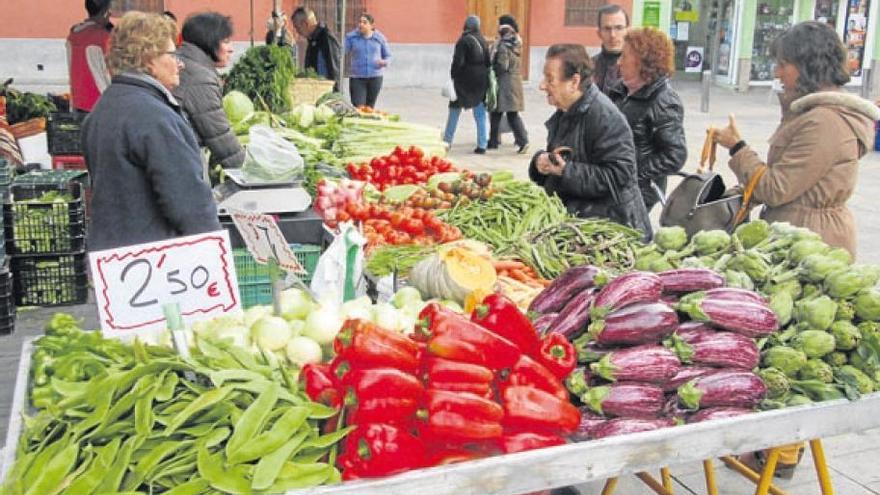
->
xmin=1 ymin=82 xmax=879 ymax=494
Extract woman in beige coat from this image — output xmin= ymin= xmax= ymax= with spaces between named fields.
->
xmin=713 ymin=21 xmax=879 ymax=257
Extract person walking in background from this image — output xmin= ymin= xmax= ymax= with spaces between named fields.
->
xmin=487 ymin=14 xmax=529 ymax=154
xmin=593 ymin=5 xmax=629 ymax=95
xmin=67 ymin=0 xmax=113 ymax=112
xmin=443 ymin=15 xmax=491 ymax=154
xmin=292 ymin=7 xmax=341 ymax=90
xmin=609 ymin=28 xmax=687 ymax=213
xmin=345 ymin=13 xmax=391 ymax=109
xmin=83 ymin=12 xmax=220 ymax=251
xmin=173 ymin=11 xmax=245 ymax=170
xmin=529 ymin=43 xmax=650 ymax=238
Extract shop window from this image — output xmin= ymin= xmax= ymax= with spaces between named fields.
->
xmin=565 ymin=0 xmax=609 ymax=26
xmin=110 ymin=0 xmax=164 ymax=14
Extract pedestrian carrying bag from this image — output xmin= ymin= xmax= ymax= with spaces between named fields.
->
xmin=441 ymin=80 xmax=457 ymax=101
xmin=659 ymin=129 xmax=767 ymax=238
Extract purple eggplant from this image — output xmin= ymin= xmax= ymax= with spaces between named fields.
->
xmin=583 ymin=382 xmax=665 ymax=419
xmin=591 ymin=271 xmax=663 ymax=318
xmin=669 ymin=332 xmax=759 ymax=370
xmin=688 ymin=407 xmax=754 ymax=423
xmin=674 ymin=321 xmax=719 ymax=343
xmin=660 ymin=293 xmax=680 ymax=307
xmin=590 ymin=345 xmax=681 ymax=384
xmin=529 ymin=265 xmax=605 ymax=314
xmin=572 ymin=408 xmax=608 ymax=441
xmin=704 ymin=287 xmax=768 ymax=305
xmin=663 ymin=394 xmax=691 ymax=421
xmin=547 ymin=289 xmax=595 ymax=339
xmin=661 ymin=366 xmax=716 ymax=392
xmin=676 ymin=296 xmax=779 ymax=338
xmin=532 ymin=313 xmax=559 ymax=335
xmin=658 ymin=268 xmax=725 ymax=293
xmin=677 ymin=370 xmax=767 ymax=410
xmin=575 ymin=339 xmax=612 ymax=363
xmin=589 ymin=302 xmax=679 ymax=345
xmin=591 ymin=418 xmax=676 ymax=439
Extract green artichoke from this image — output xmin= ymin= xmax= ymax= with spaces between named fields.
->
xmin=823 ymin=351 xmax=849 ymax=367
xmin=789 ymin=239 xmax=829 ymax=265
xmin=769 ymin=291 xmax=794 ymax=327
xmin=854 ymin=290 xmax=880 ymax=322
xmin=727 ymin=251 xmax=771 ymax=282
xmin=799 ymin=359 xmax=834 ymax=383
xmin=758 ymin=367 xmax=791 ymax=399
xmin=654 ymin=226 xmax=688 ymax=252
xmin=634 ymin=251 xmax=664 ymax=271
xmin=824 ymin=265 xmax=880 ymax=299
xmin=766 ymin=279 xmax=803 ymax=299
xmin=799 ymin=254 xmax=848 ymax=283
xmin=734 ymin=219 xmax=771 ymax=249
xmin=830 ymin=321 xmax=861 ymax=351
xmin=792 ymin=330 xmax=837 ymax=358
xmin=835 ymin=365 xmax=874 ymax=395
xmin=795 ymin=296 xmax=838 ymax=331
xmin=691 ymin=230 xmax=732 ymax=256
xmin=785 ymin=394 xmax=814 ymax=407
xmin=835 ymin=300 xmax=856 ymax=322
xmin=762 ymin=346 xmax=808 ymax=377
xmin=724 ymin=270 xmax=755 ymax=290
xmin=825 ymin=247 xmax=853 ymax=265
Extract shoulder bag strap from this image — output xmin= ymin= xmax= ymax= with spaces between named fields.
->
xmin=699 ymin=128 xmax=717 ymax=173
xmin=733 ymin=164 xmax=768 ymax=226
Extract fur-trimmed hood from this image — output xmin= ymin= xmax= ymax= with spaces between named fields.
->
xmin=791 ymin=91 xmax=879 ymax=151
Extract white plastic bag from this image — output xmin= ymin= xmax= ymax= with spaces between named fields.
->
xmin=441 ymin=79 xmax=457 ymax=101
xmin=242 ymin=125 xmax=304 ymax=183
xmin=309 ymin=223 xmax=367 ymax=305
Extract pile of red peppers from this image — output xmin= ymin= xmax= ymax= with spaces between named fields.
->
xmin=301 ymin=294 xmax=580 ymax=480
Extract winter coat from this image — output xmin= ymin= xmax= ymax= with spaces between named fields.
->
xmin=528 ymin=84 xmax=652 ymax=238
xmin=730 ymin=91 xmax=880 ymax=256
xmin=592 ymin=49 xmax=622 ymax=96
xmin=305 ymin=24 xmax=341 ymax=86
xmin=609 ymin=77 xmax=687 ymax=212
xmin=82 ymin=74 xmax=221 ymax=252
xmin=173 ymin=42 xmax=245 ymax=169
xmin=491 ymin=34 xmax=524 ymax=113
xmin=450 ymin=30 xmax=490 ymax=109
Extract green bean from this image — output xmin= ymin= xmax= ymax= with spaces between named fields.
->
xmin=164 ymin=478 xmax=210 ymax=495
xmin=197 ymin=442 xmax=252 ymax=495
xmin=163 ymin=386 xmax=234 ymax=435
xmin=251 ymin=432 xmax=311 ymax=490
xmin=94 ymin=434 xmax=143 ymax=493
xmin=205 ymin=427 xmax=231 ymax=448
xmin=62 ymin=437 xmax=121 ymax=494
xmin=126 ymin=439 xmax=189 ymax=490
xmin=155 ymin=370 xmax=177 ymax=402
xmin=300 ymin=425 xmax=355 ymax=450
xmin=226 ymin=382 xmax=279 ymax=461
xmin=24 ymin=437 xmax=78 ymax=495
xmin=23 ymin=433 xmax=69 ymax=487
xmin=228 ymin=407 xmax=309 ymax=464
xmin=209 ymin=369 xmax=267 ymax=387
xmin=267 ymin=462 xmax=336 ymax=491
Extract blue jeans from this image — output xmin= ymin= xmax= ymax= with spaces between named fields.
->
xmin=443 ymin=102 xmax=488 ymax=149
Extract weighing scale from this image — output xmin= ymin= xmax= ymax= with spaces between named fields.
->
xmin=214 ymin=168 xmax=312 ymax=215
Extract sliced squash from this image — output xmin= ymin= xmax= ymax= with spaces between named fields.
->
xmin=409 ymin=246 xmax=497 ymax=304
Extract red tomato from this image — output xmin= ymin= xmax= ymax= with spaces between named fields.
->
xmin=336 ymin=211 xmax=351 ymax=222
xmin=389 ymin=212 xmax=404 ymax=227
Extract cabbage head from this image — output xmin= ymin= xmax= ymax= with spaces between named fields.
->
xmin=223 ymin=91 xmax=255 ymax=124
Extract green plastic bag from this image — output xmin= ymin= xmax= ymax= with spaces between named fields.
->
xmin=485 ymin=68 xmax=498 ymax=111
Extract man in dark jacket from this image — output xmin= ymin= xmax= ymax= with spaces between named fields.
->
xmin=443 ymin=15 xmax=491 ymax=153
xmin=83 ymin=12 xmax=220 ymax=251
xmin=530 ymin=44 xmax=651 ymax=239
xmin=292 ymin=7 xmax=341 ymax=90
xmin=592 ymin=5 xmax=629 ymax=95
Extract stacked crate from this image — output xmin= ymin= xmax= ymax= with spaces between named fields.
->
xmin=47 ymin=112 xmax=87 ymax=170
xmin=233 ymin=244 xmax=321 ymax=308
xmin=6 ymin=173 xmax=88 ymax=306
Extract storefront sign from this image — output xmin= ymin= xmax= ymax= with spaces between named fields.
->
xmin=89 ymin=231 xmax=241 ymax=338
xmin=685 ymin=46 xmax=704 ymax=72
xmin=229 ymin=210 xmax=306 ymax=275
xmin=675 ymin=10 xmax=700 ymax=22
xmin=643 ymin=1 xmax=662 ymax=27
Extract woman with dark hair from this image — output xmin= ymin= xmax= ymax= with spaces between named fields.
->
xmin=529 ymin=43 xmax=650 ymax=237
xmin=172 ymin=11 xmax=245 ymax=169
xmin=713 ymin=21 xmax=879 ymax=257
xmin=443 ymin=15 xmax=490 ymax=154
xmin=344 ymin=13 xmax=391 ymax=108
xmin=487 ymin=14 xmax=529 ymax=153
xmin=609 ymin=28 xmax=686 ymax=213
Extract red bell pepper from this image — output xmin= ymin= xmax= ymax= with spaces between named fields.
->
xmin=501 ymin=386 xmax=581 ymax=434
xmin=536 ymin=333 xmax=577 ymax=380
xmin=424 ymin=357 xmax=494 ymax=384
xmin=338 ymin=423 xmax=426 ymax=479
xmin=496 ymin=431 xmax=567 ymax=454
xmin=425 ymin=309 xmax=521 ymax=370
xmin=342 ymin=368 xmax=424 ymax=424
xmin=300 ymin=363 xmax=341 ymax=408
xmin=500 ymin=355 xmax=568 ymax=401
xmin=414 ymin=302 xmax=456 ymax=341
xmin=426 ymin=445 xmax=492 ymax=466
xmin=333 ymin=319 xmax=419 ymax=373
xmin=472 ymin=293 xmax=541 ymax=354
xmin=418 ymin=389 xmax=504 ymax=442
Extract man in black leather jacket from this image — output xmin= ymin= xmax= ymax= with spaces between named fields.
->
xmin=529 ymin=44 xmax=651 ymax=240
xmin=609 ymin=28 xmax=687 ymax=212
xmin=292 ymin=7 xmax=341 ymax=90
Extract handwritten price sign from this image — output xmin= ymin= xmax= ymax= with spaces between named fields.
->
xmin=229 ymin=211 xmax=306 ymax=274
xmin=89 ymin=231 xmax=241 ymax=337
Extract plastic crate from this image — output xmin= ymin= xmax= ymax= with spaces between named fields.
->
xmin=14 ymin=169 xmax=88 ymax=188
xmin=11 ymin=252 xmax=89 ymax=306
xmin=52 ymin=155 xmax=87 ymax=171
xmin=0 ymin=161 xmax=12 ymax=185
xmin=0 ymin=263 xmax=15 ymax=335
xmin=4 ymin=182 xmax=85 ymax=255
xmin=47 ymin=112 xmax=85 ymax=156
xmin=239 ymin=283 xmax=273 ymax=308
xmin=233 ymin=244 xmax=321 ymax=285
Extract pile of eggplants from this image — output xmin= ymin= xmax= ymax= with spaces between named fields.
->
xmin=531 ymin=264 xmax=781 ymax=441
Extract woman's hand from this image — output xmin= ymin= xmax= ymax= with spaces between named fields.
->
xmin=535 ymin=152 xmax=565 ymax=176
xmin=712 ymin=114 xmax=742 ymax=149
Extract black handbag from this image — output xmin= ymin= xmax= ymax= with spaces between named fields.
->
xmin=659 ymin=130 xmax=767 ymax=238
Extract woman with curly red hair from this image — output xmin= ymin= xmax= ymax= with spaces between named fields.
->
xmin=609 ymin=27 xmax=687 ymax=213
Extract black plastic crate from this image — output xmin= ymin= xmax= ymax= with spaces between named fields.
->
xmin=4 ymin=182 xmax=85 ymax=255
xmin=0 ymin=263 xmax=15 ymax=334
xmin=12 ymin=252 xmax=88 ymax=306
xmin=47 ymin=112 xmax=86 ymax=156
